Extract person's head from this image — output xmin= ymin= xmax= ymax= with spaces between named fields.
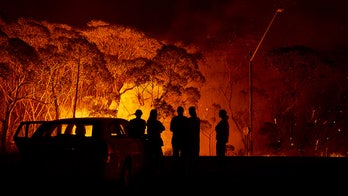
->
xmin=177 ymin=106 xmax=184 ymax=115
xmin=219 ymin=109 xmax=228 ymax=119
xmin=135 ymin=109 xmax=143 ymax=117
xmin=148 ymin=109 xmax=158 ymax=120
xmin=188 ymin=106 xmax=197 ymax=117
xmin=75 ymin=124 xmax=86 ymax=137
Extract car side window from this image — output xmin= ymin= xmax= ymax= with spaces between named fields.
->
xmin=15 ymin=122 xmax=43 ymax=138
xmin=84 ymin=125 xmax=93 ymax=137
xmin=75 ymin=124 xmax=86 ymax=137
xmin=67 ymin=124 xmax=93 ymax=137
xmin=110 ymin=124 xmax=122 ymax=137
xmin=63 ymin=124 xmax=73 ymax=135
xmin=108 ymin=121 xmax=128 ymax=137
xmin=41 ymin=124 xmax=63 ymax=137
xmin=118 ymin=124 xmax=127 ymax=135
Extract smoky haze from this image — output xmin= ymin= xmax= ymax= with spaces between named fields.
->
xmin=1 ymin=0 xmax=348 ymax=50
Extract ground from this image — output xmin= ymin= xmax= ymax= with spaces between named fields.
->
xmin=1 ymin=154 xmax=347 ymax=194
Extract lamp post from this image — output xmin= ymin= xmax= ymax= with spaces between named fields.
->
xmin=248 ymin=8 xmax=284 ymax=155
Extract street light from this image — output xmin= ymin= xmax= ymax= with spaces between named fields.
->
xmin=248 ymin=8 xmax=284 ymax=155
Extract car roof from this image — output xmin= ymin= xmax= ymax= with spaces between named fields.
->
xmin=21 ymin=117 xmax=129 ymax=124
xmin=23 ymin=117 xmax=130 ymax=138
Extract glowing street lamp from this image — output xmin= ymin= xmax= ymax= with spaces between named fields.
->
xmin=248 ymin=8 xmax=284 ymax=155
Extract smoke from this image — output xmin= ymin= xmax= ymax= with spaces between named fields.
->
xmin=1 ymin=0 xmax=348 ymax=50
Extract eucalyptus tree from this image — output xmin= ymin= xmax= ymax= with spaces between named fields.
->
xmin=81 ymin=20 xmax=160 ymax=59
xmin=0 ymin=18 xmax=50 ymax=49
xmin=62 ymin=37 xmax=114 ymax=118
xmin=1 ymin=18 xmax=53 ymax=120
xmin=0 ymin=37 xmax=40 ymax=153
xmin=264 ymin=45 xmax=344 ymax=155
xmin=80 ymin=21 xmax=207 ymax=121
xmin=127 ymin=44 xmax=206 ymax=119
xmin=3 ymin=20 xmax=86 ymax=120
xmin=80 ymin=20 xmax=162 ymax=115
xmin=38 ymin=43 xmax=73 ymax=119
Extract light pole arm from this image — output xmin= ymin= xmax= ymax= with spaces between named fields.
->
xmin=250 ymin=8 xmax=284 ymax=62
xmin=248 ymin=8 xmax=283 ymax=155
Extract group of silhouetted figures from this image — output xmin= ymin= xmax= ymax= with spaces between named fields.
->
xmin=128 ymin=109 xmax=164 ymax=173
xmin=128 ymin=106 xmax=230 ymax=175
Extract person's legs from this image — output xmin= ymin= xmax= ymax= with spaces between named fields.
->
xmin=172 ymin=144 xmax=179 ymax=157
xmin=216 ymin=142 xmax=225 ymax=157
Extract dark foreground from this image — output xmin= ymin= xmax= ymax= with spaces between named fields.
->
xmin=1 ymin=154 xmax=347 ymax=194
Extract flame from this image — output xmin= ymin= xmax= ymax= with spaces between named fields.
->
xmin=59 ymin=87 xmax=174 ymax=155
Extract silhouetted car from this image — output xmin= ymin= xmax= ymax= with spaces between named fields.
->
xmin=13 ymin=117 xmax=151 ymax=188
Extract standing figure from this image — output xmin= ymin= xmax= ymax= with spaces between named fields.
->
xmin=186 ymin=106 xmax=200 ymax=175
xmin=188 ymin=106 xmax=200 ymax=158
xmin=215 ymin=109 xmax=230 ymax=157
xmin=128 ymin=109 xmax=147 ymax=138
xmin=146 ymin=109 xmax=165 ymax=172
xmin=170 ymin=106 xmax=188 ymax=157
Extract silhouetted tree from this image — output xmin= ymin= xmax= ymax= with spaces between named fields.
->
xmin=127 ymin=44 xmax=206 ymax=118
xmin=81 ymin=20 xmax=163 ymax=114
xmin=264 ymin=45 xmax=346 ymax=155
xmin=0 ymin=37 xmax=40 ymax=153
xmin=64 ymin=37 xmax=113 ymax=117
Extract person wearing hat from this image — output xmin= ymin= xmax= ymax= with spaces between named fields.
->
xmin=215 ymin=109 xmax=229 ymax=157
xmin=129 ymin=109 xmax=147 ymax=138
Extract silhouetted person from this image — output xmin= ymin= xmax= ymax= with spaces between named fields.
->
xmin=188 ymin=106 xmax=200 ymax=158
xmin=128 ymin=109 xmax=147 ymax=138
xmin=75 ymin=124 xmax=86 ymax=137
xmin=147 ymin=109 xmax=165 ymax=173
xmin=186 ymin=106 xmax=200 ymax=175
xmin=170 ymin=106 xmax=188 ymax=157
xmin=91 ymin=127 xmax=108 ymax=181
xmin=215 ymin=109 xmax=229 ymax=157
xmin=73 ymin=124 xmax=88 ymax=178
